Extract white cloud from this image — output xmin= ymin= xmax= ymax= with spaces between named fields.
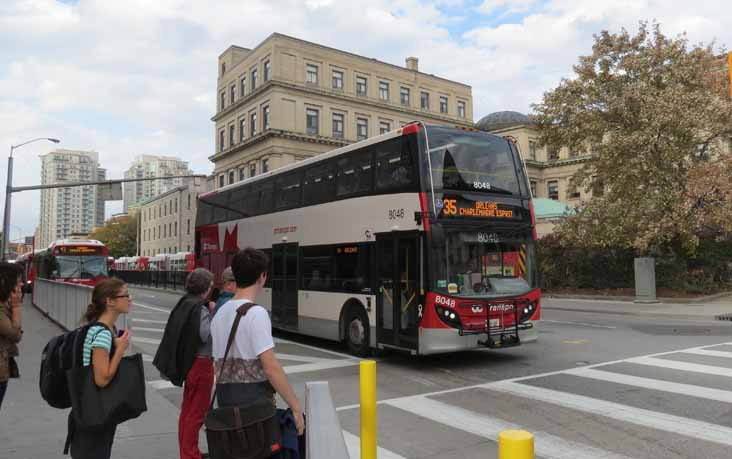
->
xmin=1 ymin=0 xmax=731 ymax=238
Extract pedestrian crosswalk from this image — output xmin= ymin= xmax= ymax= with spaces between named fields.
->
xmin=337 ymin=341 xmax=732 ymax=458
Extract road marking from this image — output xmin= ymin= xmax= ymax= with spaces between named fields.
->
xmin=565 ymin=367 xmax=732 ymax=404
xmin=386 ymin=396 xmax=633 ymax=459
xmin=626 ymin=356 xmax=732 ymax=378
xmin=683 ymin=348 xmax=732 ymax=359
xmin=132 ymin=318 xmax=168 ymax=325
xmin=562 ymin=339 xmax=589 ymax=345
xmin=342 ymin=430 xmax=407 ymax=459
xmin=487 ymin=380 xmax=732 ymax=447
xmin=274 ymin=336 xmax=358 ymax=360
xmin=542 ymin=319 xmax=617 ymax=329
xmin=276 ymin=353 xmax=339 ymax=364
xmin=133 ymin=302 xmax=171 ymax=314
xmin=284 ymin=359 xmax=361 ymax=375
xmin=131 ymin=326 xmax=164 ymax=333
xmin=148 ymin=379 xmax=176 ymax=390
xmin=133 ymin=336 xmax=161 ymax=345
xmin=142 ymin=354 xmax=153 ymax=362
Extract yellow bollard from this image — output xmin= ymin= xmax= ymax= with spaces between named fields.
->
xmin=498 ymin=430 xmax=534 ymax=459
xmin=360 ymin=360 xmax=377 ymax=459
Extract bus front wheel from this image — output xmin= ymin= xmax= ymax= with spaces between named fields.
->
xmin=345 ymin=307 xmax=370 ymax=357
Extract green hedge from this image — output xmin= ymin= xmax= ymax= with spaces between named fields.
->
xmin=537 ymin=234 xmax=732 ymax=293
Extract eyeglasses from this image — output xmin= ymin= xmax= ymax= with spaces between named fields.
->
xmin=114 ymin=294 xmax=131 ymax=299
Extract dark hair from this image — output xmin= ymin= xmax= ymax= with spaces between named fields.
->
xmin=0 ymin=262 xmax=23 ymax=303
xmin=84 ymin=278 xmax=127 ymax=323
xmin=185 ymin=268 xmax=214 ymax=295
xmin=231 ymin=248 xmax=269 ymax=288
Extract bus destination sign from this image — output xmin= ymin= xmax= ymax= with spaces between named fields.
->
xmin=57 ymin=245 xmax=104 ymax=255
xmin=440 ymin=197 xmax=517 ymax=219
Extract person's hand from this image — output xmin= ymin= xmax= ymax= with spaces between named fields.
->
xmin=293 ymin=409 xmax=305 ymax=436
xmin=114 ymin=329 xmax=131 ymax=353
xmin=10 ymin=285 xmax=22 ymax=309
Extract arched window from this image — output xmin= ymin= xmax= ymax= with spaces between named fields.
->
xmin=221 ymin=62 xmax=226 ymax=75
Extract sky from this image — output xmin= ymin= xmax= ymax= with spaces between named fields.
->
xmin=1 ymin=0 xmax=732 ymax=241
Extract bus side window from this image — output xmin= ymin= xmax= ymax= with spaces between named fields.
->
xmin=301 ymin=246 xmax=333 ymax=291
xmin=304 ymin=163 xmax=335 ymax=205
xmin=334 ymin=244 xmax=370 ymax=292
xmin=262 ymin=248 xmax=273 ymax=288
xmin=375 ymin=138 xmax=415 ymax=192
xmin=258 ymin=182 xmax=274 ymax=212
xmin=336 ymin=152 xmax=373 ymax=197
xmin=276 ymin=173 xmax=302 ymax=209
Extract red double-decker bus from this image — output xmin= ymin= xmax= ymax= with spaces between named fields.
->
xmin=34 ymin=240 xmax=110 ymax=287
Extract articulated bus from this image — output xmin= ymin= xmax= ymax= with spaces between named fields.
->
xmin=34 ymin=240 xmax=110 ymax=287
xmin=196 ymin=122 xmax=540 ymax=355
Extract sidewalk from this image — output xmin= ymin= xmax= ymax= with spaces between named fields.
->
xmin=543 ymin=295 xmax=732 ymax=320
xmin=0 ymin=299 xmax=182 ymax=459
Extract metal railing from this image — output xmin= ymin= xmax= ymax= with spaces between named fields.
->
xmin=34 ymin=279 xmax=128 ymax=331
xmin=111 ymin=270 xmax=188 ymax=291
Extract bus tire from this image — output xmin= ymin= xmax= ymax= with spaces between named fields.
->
xmin=344 ymin=306 xmax=370 ymax=357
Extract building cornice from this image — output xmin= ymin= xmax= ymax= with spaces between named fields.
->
xmin=208 ymin=129 xmax=350 ymax=163
xmin=212 ymin=79 xmax=475 ymax=127
xmin=524 ymin=155 xmax=592 ymax=169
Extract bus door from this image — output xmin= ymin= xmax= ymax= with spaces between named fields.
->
xmin=375 ymin=232 xmax=420 ymax=350
xmin=271 ymin=243 xmax=299 ymax=329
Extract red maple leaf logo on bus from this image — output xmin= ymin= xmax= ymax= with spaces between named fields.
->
xmin=223 ymin=224 xmax=239 ymax=252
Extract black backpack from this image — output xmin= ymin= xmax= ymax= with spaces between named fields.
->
xmin=39 ymin=322 xmax=109 ymax=409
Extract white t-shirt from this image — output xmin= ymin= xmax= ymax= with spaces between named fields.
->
xmin=211 ymin=298 xmax=275 ymax=360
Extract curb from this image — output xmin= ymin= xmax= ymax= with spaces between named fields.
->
xmin=126 ymin=284 xmax=184 ymax=295
xmin=544 ymin=291 xmax=732 ymax=304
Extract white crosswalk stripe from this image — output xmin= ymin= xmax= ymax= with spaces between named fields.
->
xmin=626 ymin=355 xmax=732 ymax=377
xmin=682 ymin=348 xmax=732 ymax=359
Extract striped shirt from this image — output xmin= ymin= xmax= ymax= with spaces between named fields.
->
xmin=82 ymin=325 xmax=113 ymax=366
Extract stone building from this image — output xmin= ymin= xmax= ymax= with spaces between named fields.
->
xmin=138 ymin=182 xmax=204 ymax=257
xmin=211 ymin=33 xmax=474 ymax=189
xmin=477 ymin=111 xmax=592 ymax=206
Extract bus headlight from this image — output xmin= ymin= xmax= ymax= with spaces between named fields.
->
xmin=520 ymin=302 xmax=536 ymax=322
xmin=435 ymin=305 xmax=462 ymax=328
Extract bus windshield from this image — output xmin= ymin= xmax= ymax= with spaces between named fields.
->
xmin=426 ymin=126 xmax=521 ymax=195
xmin=54 ymin=255 xmax=109 ymax=279
xmin=433 ymin=228 xmax=537 ymax=298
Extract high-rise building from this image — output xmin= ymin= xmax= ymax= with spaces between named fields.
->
xmin=38 ymin=149 xmax=104 ymax=248
xmin=96 ymin=168 xmax=106 ymax=228
xmin=122 ymin=155 xmax=193 ymax=211
xmin=211 ymin=33 xmax=474 ymax=188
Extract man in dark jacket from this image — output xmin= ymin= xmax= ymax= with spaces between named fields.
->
xmin=153 ymin=268 xmax=215 ymax=459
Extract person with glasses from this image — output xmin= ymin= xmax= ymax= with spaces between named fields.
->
xmin=68 ymin=278 xmax=131 ymax=459
xmin=0 ymin=262 xmax=24 ymax=410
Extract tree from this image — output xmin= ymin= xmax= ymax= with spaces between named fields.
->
xmin=533 ymin=22 xmax=732 ymax=254
xmin=89 ymin=214 xmax=138 ymax=258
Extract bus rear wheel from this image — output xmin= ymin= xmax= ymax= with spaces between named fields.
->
xmin=345 ymin=307 xmax=370 ymax=357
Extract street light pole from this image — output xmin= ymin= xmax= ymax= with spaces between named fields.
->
xmin=1 ymin=137 xmax=60 ymax=261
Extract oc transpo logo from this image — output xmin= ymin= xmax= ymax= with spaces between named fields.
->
xmin=471 ymin=305 xmax=484 ymax=313
xmin=489 ymin=304 xmax=514 ymax=312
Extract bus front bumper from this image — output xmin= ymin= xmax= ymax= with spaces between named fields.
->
xmin=419 ymin=320 xmax=539 ymax=355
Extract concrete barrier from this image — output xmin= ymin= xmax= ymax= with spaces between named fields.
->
xmin=305 ymin=381 xmax=349 ymax=459
xmin=33 ymin=279 xmax=128 ymax=331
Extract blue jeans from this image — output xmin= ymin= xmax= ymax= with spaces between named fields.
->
xmin=0 ymin=381 xmax=7 ymax=410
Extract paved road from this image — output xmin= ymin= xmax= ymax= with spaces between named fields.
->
xmin=126 ymin=287 xmax=732 ymax=458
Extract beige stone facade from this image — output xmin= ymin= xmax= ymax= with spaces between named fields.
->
xmin=210 ymin=33 xmax=474 ymax=188
xmin=139 ymin=182 xmax=204 ymax=257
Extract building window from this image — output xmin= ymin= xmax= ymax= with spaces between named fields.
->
xmin=263 ymin=105 xmax=270 ymax=130
xmin=239 ymin=118 xmax=246 ymax=141
xmin=174 ymin=222 xmax=178 ymax=237
xmin=379 ymin=81 xmax=389 ymax=101
xmin=306 ymin=64 xmax=318 ymax=84
xmin=332 ymin=113 xmax=344 ymax=139
xmin=229 ymin=170 xmax=235 ymax=184
xmin=220 ymin=91 xmax=225 ymax=111
xmin=379 ymin=121 xmax=391 ymax=134
xmin=400 ymin=87 xmax=410 ymax=106
xmin=530 ymin=181 xmax=537 ymax=196
xmin=220 ymin=62 xmax=226 ymax=75
xmin=250 ymin=163 xmax=256 ymax=177
xmin=239 ymin=167 xmax=246 ymax=181
xmin=251 ymin=69 xmax=258 ymax=91
xmin=230 ymin=84 xmax=236 ymax=104
xmin=420 ymin=91 xmax=429 ymax=110
xmin=187 ymin=219 xmax=191 ymax=235
xmin=356 ymin=76 xmax=367 ymax=97
xmin=440 ymin=96 xmax=448 ymax=114
xmin=332 ymin=70 xmax=343 ymax=90
xmin=240 ymin=76 xmax=246 ymax=98
xmin=458 ymin=100 xmax=466 ymax=118
xmin=568 ymin=188 xmax=581 ymax=199
xmin=219 ymin=129 xmax=225 ymax=152
xmin=261 ymin=158 xmax=269 ymax=173
xmin=229 ymin=125 xmax=235 ymax=146
xmin=174 ymin=199 xmax=177 ymax=213
xmin=263 ymin=60 xmax=271 ymax=81
xmin=548 ymin=147 xmax=559 ymax=161
xmin=219 ymin=175 xmax=225 ymax=188
xmin=548 ymin=181 xmax=559 ymax=200
xmin=187 ymin=194 xmax=191 ymax=210
xmin=529 ymin=140 xmax=537 ymax=159
xmin=250 ymin=113 xmax=257 ymax=137
xmin=164 ymin=224 xmax=167 ymax=238
xmin=356 ymin=118 xmax=368 ymax=141
xmin=306 ymin=108 xmax=319 ymax=135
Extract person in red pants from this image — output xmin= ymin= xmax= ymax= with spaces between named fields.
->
xmin=177 ymin=269 xmax=216 ymax=459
